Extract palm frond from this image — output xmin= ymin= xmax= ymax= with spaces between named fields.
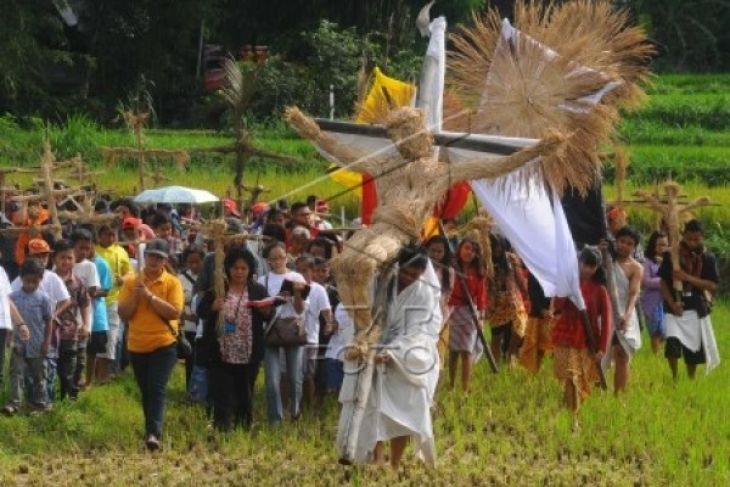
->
xmin=221 ymin=57 xmax=258 ymax=120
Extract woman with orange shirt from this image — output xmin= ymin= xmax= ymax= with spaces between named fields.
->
xmin=118 ymin=239 xmax=184 ymax=451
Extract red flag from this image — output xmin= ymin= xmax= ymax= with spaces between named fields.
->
xmin=434 ymin=181 xmax=471 ymax=219
xmin=361 ymin=174 xmax=378 ymax=225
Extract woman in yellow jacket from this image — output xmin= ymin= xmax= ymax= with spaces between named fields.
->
xmin=118 ymin=239 xmax=183 ymax=451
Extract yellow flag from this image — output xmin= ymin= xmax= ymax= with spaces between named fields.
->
xmin=328 ymin=67 xmax=416 ymax=197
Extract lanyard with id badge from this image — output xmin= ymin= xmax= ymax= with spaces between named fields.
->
xmin=224 ymin=292 xmax=246 ymax=335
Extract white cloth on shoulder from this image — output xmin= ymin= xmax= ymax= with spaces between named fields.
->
xmin=612 ymin=261 xmax=642 ymax=356
xmin=665 ymin=310 xmax=721 ymax=374
xmin=337 ymin=261 xmax=442 ymax=465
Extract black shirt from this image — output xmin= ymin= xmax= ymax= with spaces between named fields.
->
xmin=527 ymin=273 xmax=551 ymax=318
xmin=658 ymin=250 xmax=718 ymax=314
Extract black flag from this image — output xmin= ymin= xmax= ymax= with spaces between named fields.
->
xmin=560 ymin=184 xmax=608 ymax=247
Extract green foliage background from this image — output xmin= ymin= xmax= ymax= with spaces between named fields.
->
xmin=2 ymin=1 xmax=729 ymax=124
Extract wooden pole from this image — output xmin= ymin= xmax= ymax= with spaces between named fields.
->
xmin=40 ymin=144 xmax=62 ymax=240
xmin=134 ymin=117 xmax=146 ymax=191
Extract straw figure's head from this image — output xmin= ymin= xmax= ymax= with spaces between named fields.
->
xmin=385 ymin=107 xmax=434 ymax=161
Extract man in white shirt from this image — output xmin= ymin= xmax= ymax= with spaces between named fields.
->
xmin=294 ymin=256 xmax=332 ymax=408
xmin=69 ymin=229 xmax=101 ymax=388
xmin=0 ymin=263 xmax=24 ymax=385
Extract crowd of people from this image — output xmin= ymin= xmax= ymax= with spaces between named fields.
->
xmin=0 ymin=194 xmax=720 ymax=460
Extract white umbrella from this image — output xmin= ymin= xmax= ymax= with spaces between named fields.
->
xmin=133 ymin=186 xmax=220 ymax=205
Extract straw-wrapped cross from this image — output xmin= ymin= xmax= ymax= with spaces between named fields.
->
xmin=99 ymin=111 xmax=189 ymax=191
xmin=199 ymin=219 xmax=270 ymax=335
xmin=635 ymin=181 xmax=713 ymax=292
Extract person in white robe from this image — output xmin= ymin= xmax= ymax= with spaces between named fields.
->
xmin=336 ymin=244 xmax=442 ymax=468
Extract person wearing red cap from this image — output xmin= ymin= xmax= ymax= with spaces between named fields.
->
xmin=252 ymin=202 xmax=269 ymax=218
xmin=222 ymin=198 xmax=242 ymax=219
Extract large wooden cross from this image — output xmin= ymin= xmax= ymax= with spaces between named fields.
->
xmin=242 ymin=181 xmax=270 ymax=221
xmin=99 ymin=111 xmax=189 ymax=190
xmin=635 ymin=181 xmax=712 ymax=292
xmin=19 ymin=144 xmax=77 ymax=240
xmin=187 ymin=136 xmax=297 ymax=215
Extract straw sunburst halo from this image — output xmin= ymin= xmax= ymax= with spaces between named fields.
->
xmin=448 ymin=0 xmax=654 ymax=195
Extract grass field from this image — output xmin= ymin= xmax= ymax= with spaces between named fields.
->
xmin=0 ymin=304 xmax=727 ymax=485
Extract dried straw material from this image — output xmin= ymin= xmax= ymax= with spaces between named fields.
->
xmin=290 ymin=105 xmax=565 ymax=337
xmin=634 ymin=181 xmax=711 ymax=291
xmin=613 ymin=146 xmax=630 ymax=208
xmin=384 ymin=107 xmax=434 ymax=160
xmin=448 ymin=0 xmax=654 ymax=195
xmin=285 ymin=106 xmax=379 ymax=174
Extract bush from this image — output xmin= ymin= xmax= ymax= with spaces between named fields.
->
xmin=244 ymin=20 xmax=421 ymax=123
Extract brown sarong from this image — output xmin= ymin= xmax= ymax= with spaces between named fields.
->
xmin=519 ymin=316 xmax=554 ymax=373
xmin=553 ymin=347 xmax=599 ymax=403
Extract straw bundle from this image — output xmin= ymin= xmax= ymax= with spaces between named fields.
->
xmin=613 ymin=145 xmax=630 ymax=208
xmin=635 ymin=181 xmax=712 ymax=292
xmin=448 ymin=0 xmax=653 ymax=195
xmin=291 ymin=104 xmax=563 ymax=338
xmin=384 ymin=107 xmax=434 ymax=160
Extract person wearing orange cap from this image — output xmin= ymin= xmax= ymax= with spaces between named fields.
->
xmin=607 ymin=207 xmax=628 ymax=237
xmin=10 ymin=238 xmax=71 ymax=403
xmin=11 ymin=239 xmax=70 ymax=313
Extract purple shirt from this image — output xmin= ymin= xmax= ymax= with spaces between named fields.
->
xmin=640 ymin=259 xmax=662 ymax=318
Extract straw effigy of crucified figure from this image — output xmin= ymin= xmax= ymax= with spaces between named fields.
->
xmin=286 ymin=105 xmax=565 ymax=354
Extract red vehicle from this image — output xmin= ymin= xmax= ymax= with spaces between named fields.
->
xmin=203 ymin=45 xmax=227 ymax=92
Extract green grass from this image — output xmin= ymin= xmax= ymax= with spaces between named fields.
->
xmin=1 ymin=304 xmax=728 ymax=484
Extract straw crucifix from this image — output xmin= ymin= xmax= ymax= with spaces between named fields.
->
xmin=635 ymin=181 xmax=712 ymax=292
xmin=7 ymin=143 xmax=87 ymax=240
xmin=100 ymin=111 xmax=189 ymax=191
xmin=200 ymin=219 xmax=269 ymax=334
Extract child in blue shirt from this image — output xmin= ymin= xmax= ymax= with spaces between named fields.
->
xmin=2 ymin=260 xmax=53 ymax=414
